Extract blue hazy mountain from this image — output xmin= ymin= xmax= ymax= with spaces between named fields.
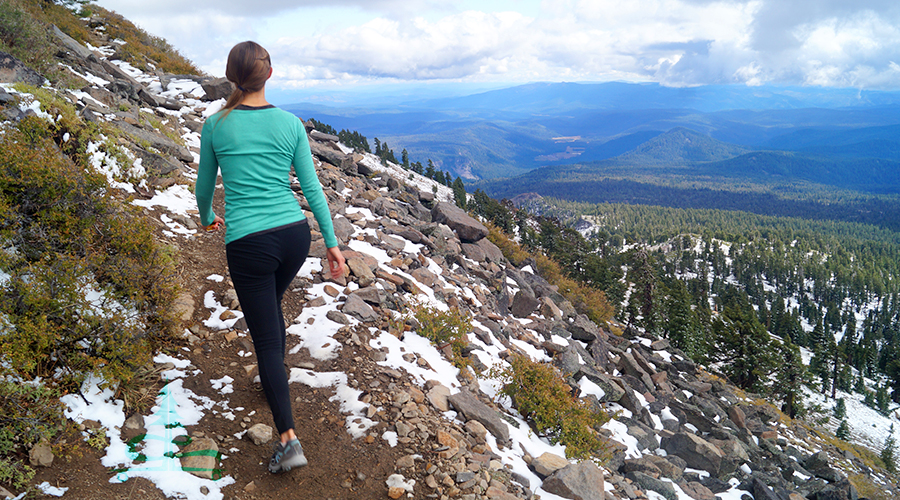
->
xmin=279 ymin=82 xmax=900 ymax=181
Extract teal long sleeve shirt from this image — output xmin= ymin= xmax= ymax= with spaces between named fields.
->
xmin=195 ymin=105 xmax=338 ymax=247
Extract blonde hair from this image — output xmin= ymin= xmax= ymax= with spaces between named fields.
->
xmin=218 ymin=41 xmax=271 ymax=121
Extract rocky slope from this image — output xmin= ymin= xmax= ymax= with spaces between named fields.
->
xmin=0 ymin=9 xmax=897 ymax=500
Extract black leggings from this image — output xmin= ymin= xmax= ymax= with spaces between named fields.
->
xmin=226 ymin=221 xmax=311 ymax=434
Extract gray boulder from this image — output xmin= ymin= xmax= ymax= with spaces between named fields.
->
xmin=351 ymin=286 xmax=384 ymax=306
xmin=342 ymin=294 xmax=378 ymax=322
xmin=661 ymin=432 xmax=731 ymax=476
xmin=331 ymin=216 xmax=355 ymax=243
xmin=448 ymin=390 xmax=509 ymax=444
xmin=51 ymin=25 xmax=93 ymax=59
xmin=431 ymin=202 xmax=488 ymax=243
xmin=626 ymin=471 xmax=677 ymax=500
xmin=132 ymin=145 xmax=184 ymax=176
xmin=577 ymin=366 xmax=625 ymax=402
xmin=567 ymin=314 xmax=602 ymax=342
xmin=531 ymin=452 xmax=569 ymax=479
xmin=112 ymin=120 xmax=193 ymax=163
xmin=201 ymin=76 xmax=233 ymax=101
xmin=510 ymin=290 xmax=540 ymax=318
xmin=542 ymin=461 xmax=605 ymax=500
xmin=0 ymin=51 xmax=44 ymax=85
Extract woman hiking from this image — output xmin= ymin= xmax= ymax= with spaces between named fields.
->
xmin=196 ymin=40 xmax=345 ymax=473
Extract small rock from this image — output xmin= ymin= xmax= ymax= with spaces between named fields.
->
xmin=29 ymin=441 xmax=53 ymax=468
xmin=437 ymin=430 xmax=460 ymax=459
xmin=395 ymin=421 xmax=412 ymax=437
xmin=456 ymin=471 xmax=477 ymax=483
xmin=679 ymin=481 xmax=716 ymax=500
xmin=246 ymin=423 xmax=273 ymax=446
xmin=179 ymin=437 xmax=219 ymax=479
xmin=409 ymin=386 xmax=425 ymax=404
xmin=172 ymin=292 xmax=195 ymax=321
xmin=124 ymin=413 xmax=144 ymax=431
xmin=531 ymin=452 xmax=569 ymax=479
xmin=326 ymin=310 xmax=350 ymax=325
xmin=244 ymin=481 xmax=257 ymax=493
xmin=542 ymin=462 xmax=605 ymax=500
xmin=465 ymin=420 xmax=488 ymax=442
xmin=427 ymin=384 xmax=451 ymax=412
xmin=342 ymin=294 xmax=379 ymax=322
xmin=396 ymin=454 xmax=417 ymax=469
xmin=0 ymin=485 xmax=15 ymax=499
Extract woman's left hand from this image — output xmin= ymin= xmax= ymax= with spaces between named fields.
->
xmin=326 ymin=246 xmax=345 ymax=279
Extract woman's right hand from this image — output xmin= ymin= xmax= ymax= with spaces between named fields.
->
xmin=205 ymin=215 xmax=225 ymax=231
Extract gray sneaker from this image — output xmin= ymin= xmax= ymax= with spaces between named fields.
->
xmin=268 ymin=439 xmax=308 ymax=473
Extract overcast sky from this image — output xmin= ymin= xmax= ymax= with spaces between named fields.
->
xmin=92 ymin=0 xmax=900 ymax=90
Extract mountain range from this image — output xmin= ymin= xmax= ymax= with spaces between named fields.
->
xmin=281 ymin=82 xmax=900 ymax=185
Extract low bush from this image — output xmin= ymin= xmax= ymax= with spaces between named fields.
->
xmin=404 ymin=302 xmax=472 ymax=369
xmin=0 ymin=85 xmax=179 ymax=493
xmin=495 ymin=355 xmax=609 ymax=461
xmin=0 ymin=380 xmax=65 ymax=489
xmin=0 ymin=109 xmax=178 ymax=386
xmin=487 ymin=224 xmax=615 ymax=325
xmin=0 ymin=0 xmax=53 ymax=72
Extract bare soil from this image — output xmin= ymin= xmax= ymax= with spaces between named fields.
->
xmin=32 ymin=192 xmax=410 ymax=500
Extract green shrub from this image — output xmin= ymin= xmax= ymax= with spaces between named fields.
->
xmin=836 ymin=419 xmax=850 ymax=440
xmin=0 ymin=380 xmax=65 ymax=490
xmin=486 ymin=224 xmax=615 ymax=325
xmin=0 ymin=111 xmax=178 ymax=387
xmin=0 ymin=456 xmax=34 ymax=491
xmin=496 ymin=355 xmax=609 ymax=461
xmin=0 ymin=380 xmax=65 ymax=455
xmin=0 ymin=0 xmax=53 ymax=72
xmin=405 ymin=302 xmax=472 ymax=369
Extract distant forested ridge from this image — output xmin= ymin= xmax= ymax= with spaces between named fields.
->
xmin=282 ymin=82 xmax=900 ymax=182
xmin=474 ymin=127 xmax=900 ymax=231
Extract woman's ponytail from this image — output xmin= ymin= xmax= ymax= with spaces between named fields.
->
xmin=218 ymin=41 xmax=271 ymax=121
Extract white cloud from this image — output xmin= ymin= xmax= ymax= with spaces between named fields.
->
xmin=92 ymin=0 xmax=900 ymax=89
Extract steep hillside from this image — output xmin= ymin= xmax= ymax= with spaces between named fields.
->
xmin=0 ymin=4 xmax=897 ymax=500
xmin=611 ymin=127 xmax=750 ymax=165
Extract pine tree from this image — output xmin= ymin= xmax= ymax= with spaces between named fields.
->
xmin=452 ymin=177 xmax=467 ymax=210
xmin=664 ymin=280 xmax=700 ymax=359
xmin=833 ymin=397 xmax=846 ymax=419
xmin=771 ymin=297 xmax=786 ymax=338
xmin=836 ymin=419 xmax=851 ymax=440
xmin=774 ymin=335 xmax=806 ymax=418
xmin=715 ymin=289 xmax=776 ymax=393
xmin=882 ymin=433 xmax=897 ymax=473
xmin=628 ymin=248 xmax=661 ymax=336
xmin=401 ymin=149 xmax=409 ymax=168
xmin=877 ymin=384 xmax=891 ymax=416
